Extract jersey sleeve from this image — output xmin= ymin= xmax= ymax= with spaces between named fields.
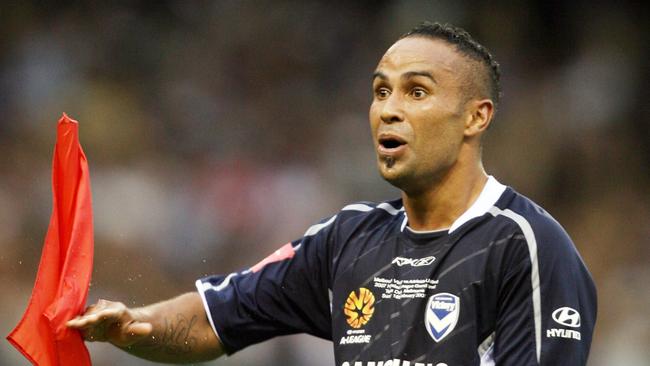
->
xmin=195 ymin=214 xmax=336 ymax=354
xmin=492 ymin=212 xmax=597 ymax=366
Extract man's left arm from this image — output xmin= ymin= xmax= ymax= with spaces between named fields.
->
xmin=493 ymin=218 xmax=597 ymax=366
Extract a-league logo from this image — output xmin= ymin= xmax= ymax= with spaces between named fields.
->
xmin=425 ymin=293 xmax=460 ymax=342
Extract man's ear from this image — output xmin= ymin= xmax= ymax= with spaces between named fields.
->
xmin=464 ymin=99 xmax=494 ymax=137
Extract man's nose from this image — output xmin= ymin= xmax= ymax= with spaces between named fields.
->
xmin=380 ymin=94 xmax=404 ymax=124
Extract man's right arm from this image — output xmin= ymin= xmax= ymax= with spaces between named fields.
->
xmin=67 ymin=292 xmax=224 ymax=364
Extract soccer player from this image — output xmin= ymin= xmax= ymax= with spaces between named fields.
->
xmin=67 ymin=22 xmax=597 ymax=365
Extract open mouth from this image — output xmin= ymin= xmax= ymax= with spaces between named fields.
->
xmin=378 ymin=135 xmax=406 ymax=150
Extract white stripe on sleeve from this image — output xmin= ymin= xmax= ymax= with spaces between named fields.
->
xmin=488 ymin=206 xmax=542 ymax=363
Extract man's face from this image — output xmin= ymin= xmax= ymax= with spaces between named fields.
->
xmin=369 ymin=37 xmax=471 ymax=194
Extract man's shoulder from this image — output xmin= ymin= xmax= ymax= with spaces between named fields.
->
xmin=327 ymin=198 xmax=405 ymax=233
xmin=332 ymin=199 xmax=404 ymax=225
xmin=492 ymin=187 xmax=575 ymax=251
xmin=301 ymin=199 xmax=403 ymax=241
xmin=337 ymin=199 xmax=404 ymax=216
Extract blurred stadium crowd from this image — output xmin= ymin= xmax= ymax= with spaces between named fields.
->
xmin=1 ymin=2 xmax=648 ymax=365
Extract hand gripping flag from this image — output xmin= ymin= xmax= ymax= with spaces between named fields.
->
xmin=7 ymin=113 xmax=93 ymax=365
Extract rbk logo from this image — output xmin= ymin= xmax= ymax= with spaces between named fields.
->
xmin=425 ymin=293 xmax=460 ymax=342
xmin=392 ymin=256 xmax=436 ymax=267
xmin=552 ymin=307 xmax=581 ymax=328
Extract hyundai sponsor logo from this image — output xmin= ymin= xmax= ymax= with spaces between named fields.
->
xmin=552 ymin=307 xmax=581 ymax=328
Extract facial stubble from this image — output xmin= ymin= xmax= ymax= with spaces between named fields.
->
xmin=385 ymin=156 xmax=395 ymax=169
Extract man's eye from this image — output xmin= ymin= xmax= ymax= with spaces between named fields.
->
xmin=410 ymin=88 xmax=427 ymax=99
xmin=375 ymin=88 xmax=390 ymax=99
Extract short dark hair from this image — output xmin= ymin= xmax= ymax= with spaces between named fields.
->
xmin=401 ymin=22 xmax=501 ymax=110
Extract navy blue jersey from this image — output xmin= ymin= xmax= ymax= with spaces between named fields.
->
xmin=196 ymin=177 xmax=597 ymax=366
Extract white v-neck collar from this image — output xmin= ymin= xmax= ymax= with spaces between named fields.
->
xmin=400 ymin=176 xmax=507 ymax=234
xmin=448 ymin=176 xmax=506 ymax=233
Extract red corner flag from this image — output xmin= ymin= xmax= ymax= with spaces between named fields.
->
xmin=7 ymin=113 xmax=93 ymax=365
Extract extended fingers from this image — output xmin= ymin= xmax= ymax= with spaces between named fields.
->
xmin=66 ymin=300 xmax=150 ymax=345
xmin=66 ymin=300 xmax=127 ymax=329
xmin=67 ymin=308 xmax=122 ymax=328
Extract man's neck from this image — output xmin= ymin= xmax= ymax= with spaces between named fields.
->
xmin=401 ymin=163 xmax=488 ymax=232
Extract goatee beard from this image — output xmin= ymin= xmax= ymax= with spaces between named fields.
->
xmin=385 ymin=157 xmax=395 ymax=168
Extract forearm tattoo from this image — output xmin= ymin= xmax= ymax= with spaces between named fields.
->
xmin=141 ymin=314 xmax=199 ymax=355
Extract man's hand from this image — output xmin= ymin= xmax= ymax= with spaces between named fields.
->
xmin=66 ymin=293 xmax=223 ymax=363
xmin=66 ymin=299 xmax=153 ymax=347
